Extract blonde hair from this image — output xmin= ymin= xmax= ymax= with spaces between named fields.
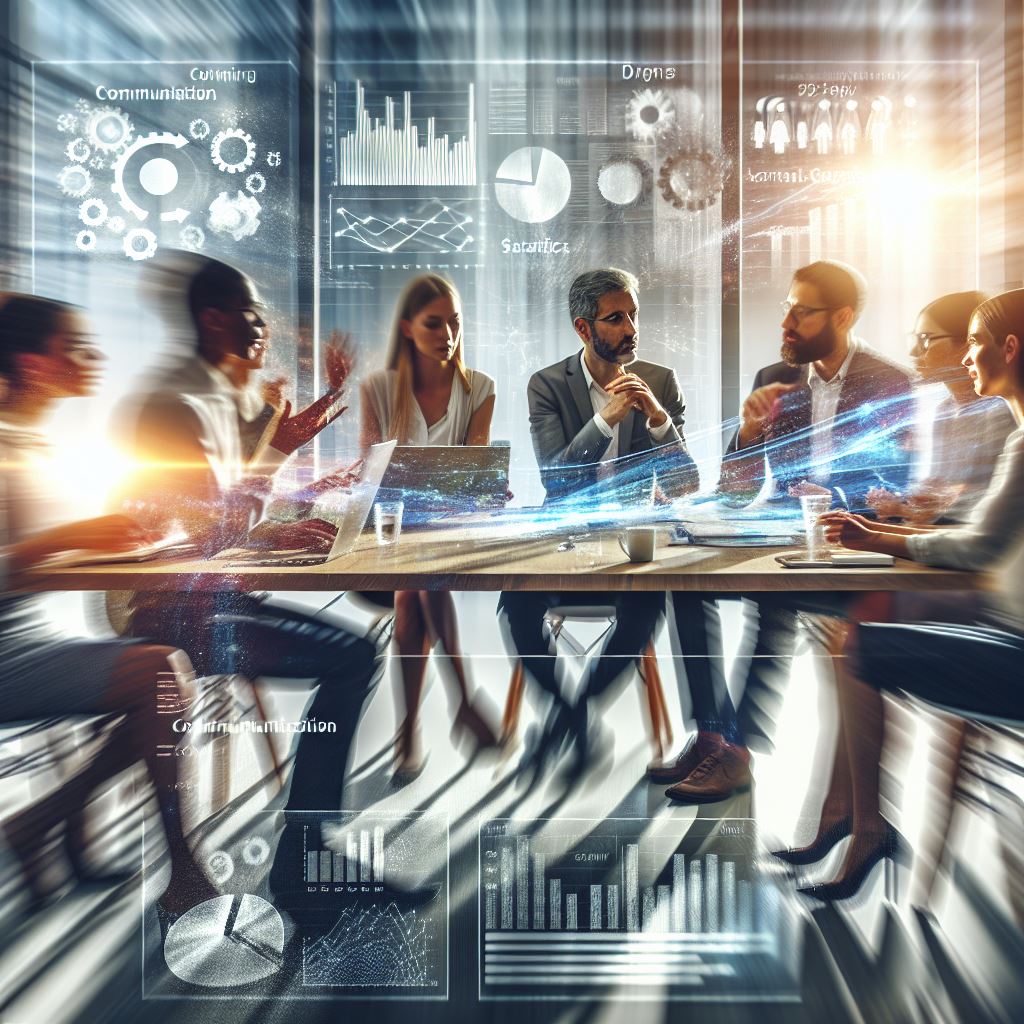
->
xmin=383 ymin=274 xmax=470 ymax=443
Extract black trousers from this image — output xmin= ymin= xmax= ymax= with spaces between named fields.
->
xmin=129 ymin=593 xmax=384 ymax=812
xmin=496 ymin=590 xmax=666 ymax=718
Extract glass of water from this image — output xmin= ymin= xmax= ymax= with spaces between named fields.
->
xmin=374 ymin=500 xmax=404 ymax=546
xmin=799 ymin=494 xmax=832 ymax=560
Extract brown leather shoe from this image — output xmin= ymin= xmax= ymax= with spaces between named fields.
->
xmin=664 ymin=742 xmax=752 ymax=803
xmin=647 ymin=731 xmax=724 ymax=783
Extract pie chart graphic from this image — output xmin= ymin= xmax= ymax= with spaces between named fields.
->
xmin=494 ymin=147 xmax=572 ymax=223
xmin=163 ymin=894 xmax=284 ymax=987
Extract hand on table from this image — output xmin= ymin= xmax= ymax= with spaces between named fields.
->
xmin=820 ymin=511 xmax=884 ymax=551
xmin=297 ymin=458 xmax=365 ymax=501
xmin=55 ymin=514 xmax=161 ymax=553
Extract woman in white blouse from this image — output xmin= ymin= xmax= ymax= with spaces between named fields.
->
xmin=786 ymin=289 xmax=1024 ymax=902
xmin=360 ymin=274 xmax=499 ymax=777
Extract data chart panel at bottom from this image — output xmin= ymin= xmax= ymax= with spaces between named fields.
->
xmin=478 ymin=817 xmax=800 ymax=1002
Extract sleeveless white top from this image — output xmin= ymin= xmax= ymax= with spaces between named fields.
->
xmin=360 ymin=367 xmax=495 ymax=446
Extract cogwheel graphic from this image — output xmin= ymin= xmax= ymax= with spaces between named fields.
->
xmin=123 ymin=227 xmax=158 ymax=261
xmin=106 ymin=215 xmax=126 ymax=235
xmin=75 ymin=230 xmax=97 ymax=252
xmin=85 ymin=106 xmax=133 ymax=153
xmin=657 ymin=147 xmax=729 ymax=212
xmin=78 ymin=197 xmax=108 ymax=226
xmin=58 ymin=165 xmax=92 ymax=198
xmin=266 ymin=151 xmax=282 ymax=168
xmin=210 ymin=128 xmax=256 ymax=173
xmin=241 ymin=836 xmax=270 ymax=866
xmin=208 ymin=190 xmax=261 ymax=241
xmin=207 ymin=850 xmax=235 ymax=885
xmin=244 ymin=171 xmax=266 ymax=194
xmin=189 ymin=118 xmax=210 ymax=141
xmin=57 ymin=113 xmax=77 ymax=133
xmin=88 ymin=155 xmax=107 ymax=170
xmin=74 ymin=98 xmax=91 ymax=114
xmin=179 ymin=224 xmax=205 ymax=250
xmin=627 ymin=89 xmax=676 ymax=141
xmin=110 ymin=130 xmax=191 ymax=222
xmin=66 ymin=138 xmax=91 ymax=163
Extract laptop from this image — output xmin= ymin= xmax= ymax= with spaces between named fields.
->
xmin=226 ymin=440 xmax=397 ymax=566
xmin=377 ymin=445 xmax=510 ymax=526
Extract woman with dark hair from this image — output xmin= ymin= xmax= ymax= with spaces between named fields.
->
xmin=360 ymin=274 xmax=500 ymax=777
xmin=0 ymin=293 xmax=216 ymax=917
xmin=785 ymin=289 xmax=1024 ymax=901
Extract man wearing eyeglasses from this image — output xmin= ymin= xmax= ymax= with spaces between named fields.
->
xmin=499 ymin=267 xmax=699 ymax=783
xmin=659 ymin=260 xmax=917 ymax=803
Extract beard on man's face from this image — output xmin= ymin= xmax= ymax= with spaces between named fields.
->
xmin=781 ymin=320 xmax=837 ymax=367
xmin=592 ymin=330 xmax=638 ymax=366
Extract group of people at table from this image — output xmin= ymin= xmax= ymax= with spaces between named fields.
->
xmin=1 ymin=253 xmax=1021 ymax=924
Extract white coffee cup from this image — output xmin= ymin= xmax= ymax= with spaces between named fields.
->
xmin=618 ymin=527 xmax=657 ymax=562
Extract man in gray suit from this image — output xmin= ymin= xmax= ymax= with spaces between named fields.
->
xmin=499 ymin=268 xmax=699 ymax=778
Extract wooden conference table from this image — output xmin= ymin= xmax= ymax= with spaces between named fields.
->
xmin=25 ymin=522 xmax=982 ymax=594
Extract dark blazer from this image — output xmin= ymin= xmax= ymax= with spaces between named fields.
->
xmin=528 ymin=352 xmax=699 ymax=503
xmin=721 ymin=346 xmax=917 ymax=508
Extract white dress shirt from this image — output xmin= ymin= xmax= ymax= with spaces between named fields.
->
xmin=580 ymin=352 xmax=671 ymax=479
xmin=806 ymin=337 xmax=859 ymax=483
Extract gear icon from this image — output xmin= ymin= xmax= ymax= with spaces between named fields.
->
xmin=208 ymin=190 xmax=261 ymax=241
xmin=66 ymin=138 xmax=91 ymax=163
xmin=75 ymin=230 xmax=97 ymax=252
xmin=88 ymin=155 xmax=107 ymax=170
xmin=189 ymin=118 xmax=210 ymax=141
xmin=207 ymin=851 xmax=235 ymax=885
xmin=123 ymin=227 xmax=158 ymax=261
xmin=79 ymin=197 xmax=108 ymax=226
xmin=57 ymin=113 xmax=77 ymax=133
xmin=244 ymin=171 xmax=266 ymax=195
xmin=74 ymin=98 xmax=91 ymax=114
xmin=110 ymin=131 xmax=191 ymax=222
xmin=58 ymin=165 xmax=92 ymax=198
xmin=106 ymin=215 xmax=126 ymax=235
xmin=241 ymin=836 xmax=270 ymax=866
xmin=627 ymin=89 xmax=676 ymax=142
xmin=85 ymin=106 xmax=133 ymax=153
xmin=179 ymin=224 xmax=205 ymax=250
xmin=210 ymin=128 xmax=256 ymax=174
xmin=266 ymin=151 xmax=282 ymax=168
xmin=657 ymin=147 xmax=729 ymax=212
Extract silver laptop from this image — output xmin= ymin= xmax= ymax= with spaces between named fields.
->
xmin=228 ymin=440 xmax=397 ymax=566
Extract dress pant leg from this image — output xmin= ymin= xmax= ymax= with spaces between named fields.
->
xmin=496 ymin=590 xmax=569 ymax=708
xmin=581 ymin=592 xmax=666 ymax=702
xmin=731 ymin=597 xmax=800 ymax=753
xmin=670 ymin=592 xmax=739 ymax=738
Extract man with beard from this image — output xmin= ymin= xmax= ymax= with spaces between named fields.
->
xmin=656 ymin=260 xmax=917 ymax=803
xmin=499 ymin=267 xmax=699 ymax=780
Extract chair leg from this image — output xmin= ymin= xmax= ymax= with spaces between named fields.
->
xmin=638 ymin=641 xmax=673 ymax=758
xmin=501 ymin=661 xmax=526 ymax=745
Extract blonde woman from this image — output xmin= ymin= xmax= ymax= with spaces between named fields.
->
xmin=360 ymin=274 xmax=499 ymax=777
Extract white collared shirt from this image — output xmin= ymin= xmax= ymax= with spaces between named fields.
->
xmin=580 ymin=352 xmax=671 ymax=479
xmin=806 ymin=337 xmax=859 ymax=483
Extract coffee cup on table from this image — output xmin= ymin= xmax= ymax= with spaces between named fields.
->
xmin=618 ymin=527 xmax=657 ymax=563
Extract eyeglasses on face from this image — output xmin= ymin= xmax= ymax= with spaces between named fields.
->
xmin=907 ymin=331 xmax=961 ymax=352
xmin=780 ymin=300 xmax=834 ymax=323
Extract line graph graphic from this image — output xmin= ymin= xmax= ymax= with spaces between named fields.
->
xmin=329 ymin=198 xmax=475 ymax=259
xmin=302 ymin=903 xmax=440 ymax=988
xmin=328 ymin=81 xmax=477 ymax=186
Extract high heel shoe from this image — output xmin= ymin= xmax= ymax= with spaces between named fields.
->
xmin=391 ymin=726 xmax=428 ymax=783
xmin=771 ymin=815 xmax=852 ymax=866
xmin=797 ymin=823 xmax=909 ymax=903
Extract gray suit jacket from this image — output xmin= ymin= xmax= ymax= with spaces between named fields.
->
xmin=528 ymin=353 xmax=699 ymax=503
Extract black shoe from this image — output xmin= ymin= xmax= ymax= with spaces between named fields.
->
xmin=797 ymin=824 xmax=908 ymax=903
xmin=771 ymin=816 xmax=852 ymax=866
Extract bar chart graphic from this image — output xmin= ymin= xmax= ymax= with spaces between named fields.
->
xmin=327 ymin=81 xmax=477 ymax=187
xmin=479 ymin=818 xmax=799 ymax=1001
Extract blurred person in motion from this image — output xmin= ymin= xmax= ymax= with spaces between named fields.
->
xmin=0 ymin=293 xmax=215 ymax=918
xmin=775 ymin=290 xmax=1015 ymax=901
xmin=499 ymin=267 xmax=699 ymax=782
xmin=866 ymin=289 xmax=1014 ymax=525
xmin=109 ymin=257 xmax=387 ymax=912
xmin=796 ymin=289 xmax=1024 ymax=902
xmin=661 ymin=261 xmax=917 ymax=803
xmin=360 ymin=274 xmax=500 ymax=779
